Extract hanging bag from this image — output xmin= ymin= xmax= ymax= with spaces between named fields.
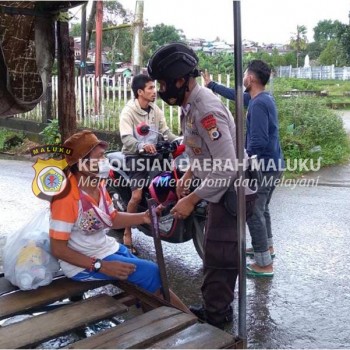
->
xmin=3 ymin=208 xmax=60 ymax=290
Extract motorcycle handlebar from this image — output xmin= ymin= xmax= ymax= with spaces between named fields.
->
xmin=139 ymin=140 xmax=180 ymax=155
xmin=155 ymin=140 xmax=178 ymax=154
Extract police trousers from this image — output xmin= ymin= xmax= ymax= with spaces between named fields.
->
xmin=201 ymin=195 xmax=255 ymax=325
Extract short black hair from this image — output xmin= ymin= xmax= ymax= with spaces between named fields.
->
xmin=131 ymin=74 xmax=153 ymax=98
xmin=246 ymin=60 xmax=271 ymax=86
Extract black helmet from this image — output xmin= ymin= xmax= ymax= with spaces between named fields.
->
xmin=147 ymin=42 xmax=199 ymax=80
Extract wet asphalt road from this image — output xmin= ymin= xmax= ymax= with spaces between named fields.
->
xmin=338 ymin=110 xmax=350 ymax=133
xmin=0 ymin=157 xmax=349 ymax=349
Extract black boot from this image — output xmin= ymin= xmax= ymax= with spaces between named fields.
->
xmin=207 ymin=319 xmax=225 ymax=330
xmin=189 ymin=304 xmax=233 ymax=323
xmin=189 ymin=304 xmax=207 ymax=321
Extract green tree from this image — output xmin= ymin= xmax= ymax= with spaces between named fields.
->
xmin=70 ymin=1 xmax=133 ymax=64
xmin=269 ymin=49 xmax=287 ymax=68
xmin=289 ymin=25 xmax=308 ymax=67
xmin=100 ymin=1 xmax=133 ymax=64
xmin=319 ymin=39 xmax=347 ymax=66
xmin=251 ymin=52 xmax=273 ymax=66
xmin=143 ymin=23 xmax=185 ymax=63
xmin=242 ymin=50 xmax=296 ymax=71
xmin=196 ymin=51 xmax=234 ymax=76
xmin=106 ymin=28 xmax=132 ymax=68
xmin=70 ymin=22 xmax=82 ymax=37
xmin=196 ymin=51 xmax=216 ymax=72
xmin=306 ymin=41 xmax=323 ymax=61
xmin=103 ymin=1 xmax=133 ymax=24
xmin=336 ymin=23 xmax=350 ymax=65
xmin=282 ymin=51 xmax=298 ymax=67
xmin=313 ymin=19 xmax=343 ymax=46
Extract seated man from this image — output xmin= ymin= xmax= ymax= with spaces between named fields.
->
xmin=49 ymin=130 xmax=189 ymax=313
xmin=119 ymin=74 xmax=177 ymax=254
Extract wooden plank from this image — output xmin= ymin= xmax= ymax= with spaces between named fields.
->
xmin=0 ymin=277 xmax=111 ymax=320
xmin=69 ymin=307 xmax=182 ymax=348
xmin=148 ymin=323 xmax=237 ymax=349
xmin=102 ymin=312 xmax=196 ymax=349
xmin=111 ymin=280 xmax=171 ymax=310
xmin=0 ymin=295 xmax=127 ymax=349
xmin=113 ymin=292 xmax=139 ymax=307
xmin=69 ymin=306 xmax=196 ymax=349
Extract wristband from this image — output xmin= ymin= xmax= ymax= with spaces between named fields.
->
xmin=89 ymin=257 xmax=96 ymax=272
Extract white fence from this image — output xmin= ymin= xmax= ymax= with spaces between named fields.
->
xmin=16 ymin=74 xmax=233 ymax=133
xmin=14 ymin=66 xmax=350 ymax=132
xmin=277 ymin=65 xmax=350 ymax=80
xmin=20 ymin=75 xmax=132 ymax=131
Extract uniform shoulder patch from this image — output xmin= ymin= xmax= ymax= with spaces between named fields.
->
xmin=200 ymin=114 xmax=221 ymax=141
xmin=201 ymin=114 xmax=217 ymax=130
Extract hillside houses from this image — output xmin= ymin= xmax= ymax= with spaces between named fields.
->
xmin=72 ymin=36 xmax=291 ymax=75
xmin=188 ymin=38 xmax=290 ymax=55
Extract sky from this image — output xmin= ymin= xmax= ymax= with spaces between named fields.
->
xmin=113 ymin=0 xmax=350 ymax=44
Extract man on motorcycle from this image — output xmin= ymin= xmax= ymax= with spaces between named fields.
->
xmin=119 ymin=74 xmax=177 ymax=255
xmin=147 ymin=43 xmax=256 ymax=329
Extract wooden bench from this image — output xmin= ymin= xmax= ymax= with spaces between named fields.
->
xmin=0 ymin=274 xmax=239 ymax=349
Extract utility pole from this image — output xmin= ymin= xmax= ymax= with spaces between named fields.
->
xmin=35 ymin=16 xmax=55 ymax=124
xmin=132 ymin=0 xmax=143 ymax=76
xmin=233 ymin=1 xmax=247 ymax=348
xmin=94 ymin=0 xmax=103 ymax=116
xmin=80 ymin=3 xmax=87 ymax=121
xmin=57 ymin=17 xmax=76 ymax=141
xmin=85 ymin=0 xmax=97 ymax=59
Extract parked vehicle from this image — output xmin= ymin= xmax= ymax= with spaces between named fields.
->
xmin=105 ymin=124 xmax=207 ymax=259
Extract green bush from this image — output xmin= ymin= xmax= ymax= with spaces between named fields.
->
xmin=272 ymin=78 xmax=320 ymax=93
xmin=39 ymin=120 xmax=61 ymax=145
xmin=0 ymin=128 xmax=24 ymax=150
xmin=277 ymin=96 xmax=350 ymax=173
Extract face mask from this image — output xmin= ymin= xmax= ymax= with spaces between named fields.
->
xmin=96 ymin=158 xmax=110 ymax=178
xmin=158 ymin=77 xmax=189 ymax=106
xmin=243 ymin=77 xmax=248 ymax=91
xmin=243 ymin=71 xmax=250 ymax=92
xmin=244 ymin=83 xmax=251 ymax=93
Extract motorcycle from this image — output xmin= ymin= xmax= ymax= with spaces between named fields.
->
xmin=105 ymin=124 xmax=207 ymax=259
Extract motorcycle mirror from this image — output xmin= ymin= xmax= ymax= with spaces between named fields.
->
xmin=137 ymin=123 xmax=150 ymax=136
xmin=172 ymin=143 xmax=185 ymax=158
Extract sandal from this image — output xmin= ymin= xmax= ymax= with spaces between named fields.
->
xmin=246 ymin=264 xmax=274 ymax=278
xmin=124 ymin=244 xmax=139 ymax=256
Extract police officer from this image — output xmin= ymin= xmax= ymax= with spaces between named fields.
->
xmin=147 ymin=43 xmax=255 ymax=329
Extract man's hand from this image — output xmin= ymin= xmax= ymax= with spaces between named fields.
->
xmin=100 ymin=260 xmax=136 ymax=280
xmin=202 ymin=69 xmax=212 ymax=87
xmin=176 ymin=177 xmax=190 ymax=199
xmin=142 ymin=205 xmax=164 ymax=225
xmin=176 ymin=170 xmax=193 ymax=199
xmin=143 ymin=144 xmax=157 ymax=154
xmin=170 ymin=196 xmax=197 ymax=220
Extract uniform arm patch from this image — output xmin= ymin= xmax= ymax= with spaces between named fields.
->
xmin=201 ymin=115 xmax=217 ymax=129
xmin=200 ymin=115 xmax=221 ymax=141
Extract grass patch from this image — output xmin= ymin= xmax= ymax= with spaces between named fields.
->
xmin=0 ymin=128 xmax=24 ymax=151
xmin=276 ymin=96 xmax=350 ymax=177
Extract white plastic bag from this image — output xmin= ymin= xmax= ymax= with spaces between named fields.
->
xmin=3 ymin=208 xmax=60 ymax=290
